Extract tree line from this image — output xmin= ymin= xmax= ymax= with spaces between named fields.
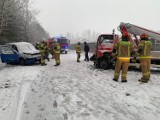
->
xmin=65 ymin=30 xmax=100 ymax=44
xmin=0 ymin=0 xmax=49 ymax=45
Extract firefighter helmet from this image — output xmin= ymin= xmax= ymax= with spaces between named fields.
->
xmin=122 ymin=32 xmax=129 ymax=38
xmin=122 ymin=32 xmax=130 ymax=41
xmin=140 ymin=33 xmax=149 ymax=39
xmin=41 ymin=38 xmax=45 ymax=42
xmin=53 ymin=38 xmax=57 ymax=42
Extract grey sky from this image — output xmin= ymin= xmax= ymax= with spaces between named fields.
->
xmin=33 ymin=0 xmax=160 ymax=37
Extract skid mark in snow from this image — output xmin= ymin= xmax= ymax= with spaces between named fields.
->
xmin=15 ymin=83 xmax=30 ymax=120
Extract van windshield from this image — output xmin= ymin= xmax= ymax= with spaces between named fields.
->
xmin=18 ymin=43 xmax=37 ymax=52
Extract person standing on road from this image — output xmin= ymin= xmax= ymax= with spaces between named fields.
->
xmin=84 ymin=42 xmax=90 ymax=61
xmin=75 ymin=42 xmax=81 ymax=62
xmin=137 ymin=33 xmax=152 ymax=83
xmin=112 ymin=32 xmax=134 ymax=82
xmin=39 ymin=38 xmax=47 ymax=66
xmin=53 ymin=38 xmax=61 ymax=66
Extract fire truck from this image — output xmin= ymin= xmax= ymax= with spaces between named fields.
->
xmin=94 ymin=22 xmax=160 ymax=69
xmin=47 ymin=37 xmax=69 ymax=54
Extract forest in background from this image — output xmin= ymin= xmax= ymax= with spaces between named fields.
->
xmin=0 ymin=0 xmax=49 ymax=44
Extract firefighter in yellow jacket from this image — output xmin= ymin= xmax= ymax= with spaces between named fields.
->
xmin=112 ymin=33 xmax=134 ymax=82
xmin=75 ymin=42 xmax=81 ymax=62
xmin=53 ymin=39 xmax=61 ymax=66
xmin=39 ymin=39 xmax=47 ymax=66
xmin=138 ymin=33 xmax=152 ymax=83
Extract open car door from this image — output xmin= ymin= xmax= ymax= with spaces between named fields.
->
xmin=0 ymin=45 xmax=19 ymax=63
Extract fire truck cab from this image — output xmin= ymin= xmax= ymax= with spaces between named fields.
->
xmin=94 ymin=32 xmax=119 ymax=69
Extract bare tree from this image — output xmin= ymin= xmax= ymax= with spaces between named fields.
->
xmin=81 ymin=29 xmax=99 ymax=43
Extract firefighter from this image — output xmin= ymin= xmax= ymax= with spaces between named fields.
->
xmin=112 ymin=32 xmax=134 ymax=82
xmin=44 ymin=41 xmax=50 ymax=61
xmin=53 ymin=38 xmax=61 ymax=66
xmin=75 ymin=42 xmax=81 ymax=62
xmin=137 ymin=33 xmax=152 ymax=83
xmin=39 ymin=38 xmax=47 ymax=66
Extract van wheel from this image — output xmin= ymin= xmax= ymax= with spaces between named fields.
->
xmin=38 ymin=59 xmax=41 ymax=64
xmin=19 ymin=58 xmax=25 ymax=66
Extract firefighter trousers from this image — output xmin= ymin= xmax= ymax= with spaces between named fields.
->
xmin=54 ymin=53 xmax=60 ymax=65
xmin=140 ymin=58 xmax=151 ymax=82
xmin=77 ymin=52 xmax=80 ymax=62
xmin=114 ymin=58 xmax=130 ymax=80
xmin=40 ymin=52 xmax=45 ymax=64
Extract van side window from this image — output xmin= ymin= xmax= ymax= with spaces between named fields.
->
xmin=2 ymin=47 xmax=14 ymax=54
xmin=12 ymin=45 xmax=18 ymax=52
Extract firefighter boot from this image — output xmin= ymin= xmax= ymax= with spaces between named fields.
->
xmin=54 ymin=63 xmax=60 ymax=66
xmin=121 ymin=80 xmax=127 ymax=82
xmin=54 ymin=64 xmax=58 ymax=66
xmin=113 ymin=78 xmax=118 ymax=82
xmin=41 ymin=63 xmax=47 ymax=66
xmin=138 ymin=79 xmax=148 ymax=83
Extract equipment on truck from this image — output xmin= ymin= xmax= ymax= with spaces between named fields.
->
xmin=118 ymin=22 xmax=160 ymax=64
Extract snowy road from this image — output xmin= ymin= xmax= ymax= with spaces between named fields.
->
xmin=0 ymin=51 xmax=160 ymax=120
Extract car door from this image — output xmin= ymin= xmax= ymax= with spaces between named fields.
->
xmin=0 ymin=45 xmax=19 ymax=63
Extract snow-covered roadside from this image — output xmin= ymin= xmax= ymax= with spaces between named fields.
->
xmin=0 ymin=62 xmax=43 ymax=120
xmin=0 ymin=51 xmax=160 ymax=120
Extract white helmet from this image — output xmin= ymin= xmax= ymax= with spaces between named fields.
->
xmin=53 ymin=38 xmax=57 ymax=42
xmin=41 ymin=38 xmax=46 ymax=42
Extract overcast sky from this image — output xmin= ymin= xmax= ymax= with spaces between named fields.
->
xmin=33 ymin=0 xmax=160 ymax=37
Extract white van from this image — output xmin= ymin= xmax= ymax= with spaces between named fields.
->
xmin=0 ymin=42 xmax=40 ymax=65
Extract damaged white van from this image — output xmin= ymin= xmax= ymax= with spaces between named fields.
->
xmin=0 ymin=42 xmax=40 ymax=65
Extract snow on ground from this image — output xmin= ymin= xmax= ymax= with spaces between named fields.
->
xmin=0 ymin=51 xmax=160 ymax=120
